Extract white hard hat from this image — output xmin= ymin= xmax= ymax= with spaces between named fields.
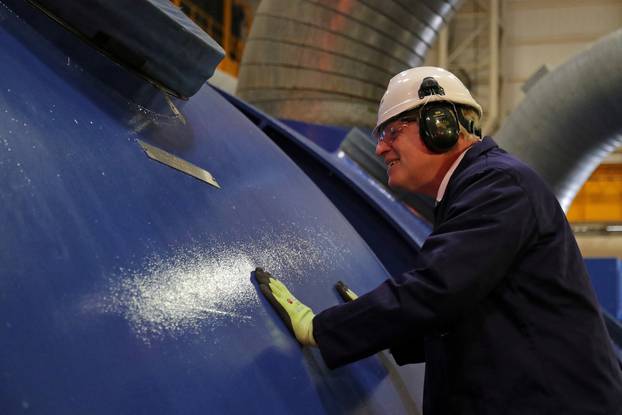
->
xmin=373 ymin=66 xmax=482 ymax=138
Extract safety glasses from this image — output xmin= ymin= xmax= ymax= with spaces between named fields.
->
xmin=375 ymin=116 xmax=418 ymax=145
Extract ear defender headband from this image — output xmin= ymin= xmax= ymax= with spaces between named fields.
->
xmin=417 ymin=77 xmax=477 ymax=153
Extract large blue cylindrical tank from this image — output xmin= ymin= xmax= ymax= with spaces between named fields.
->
xmin=0 ymin=1 xmax=425 ymax=413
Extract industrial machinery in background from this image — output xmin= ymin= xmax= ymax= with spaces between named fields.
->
xmin=1 ymin=1 xmax=620 ymax=413
xmin=171 ymin=0 xmax=622 ymax=234
xmin=233 ymin=0 xmax=622 ymax=235
xmin=171 ymin=0 xmax=254 ymax=77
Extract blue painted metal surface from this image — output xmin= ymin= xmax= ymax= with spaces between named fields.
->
xmin=216 ymin=89 xmax=433 ymax=259
xmin=585 ymin=258 xmax=622 ymax=320
xmin=27 ymin=0 xmax=225 ymax=98
xmin=280 ymin=119 xmax=349 ymax=153
xmin=0 ymin=2 xmax=426 ymax=413
xmin=274 ymin=117 xmax=432 ymax=246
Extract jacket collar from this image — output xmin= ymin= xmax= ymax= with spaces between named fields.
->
xmin=453 ymin=136 xmax=498 ymax=175
xmin=463 ymin=136 xmax=498 ymax=161
xmin=433 ymin=137 xmax=499 ymax=225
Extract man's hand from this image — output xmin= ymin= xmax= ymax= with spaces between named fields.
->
xmin=254 ymin=267 xmax=317 ymax=346
xmin=335 ymin=280 xmax=359 ymax=302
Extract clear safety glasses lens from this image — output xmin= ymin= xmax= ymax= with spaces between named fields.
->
xmin=377 ymin=121 xmax=408 ymax=145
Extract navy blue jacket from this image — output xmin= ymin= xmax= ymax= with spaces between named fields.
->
xmin=314 ymin=138 xmax=622 ymax=414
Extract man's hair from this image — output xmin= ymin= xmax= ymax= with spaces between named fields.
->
xmin=458 ymin=105 xmax=482 ymax=141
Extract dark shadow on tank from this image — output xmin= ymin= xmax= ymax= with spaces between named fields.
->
xmin=245 ymin=346 xmax=419 ymax=414
xmin=306 ymin=347 xmax=421 ymax=415
xmin=247 ymin=346 xmax=371 ymax=414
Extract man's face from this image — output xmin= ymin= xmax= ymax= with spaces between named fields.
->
xmin=375 ymin=118 xmax=443 ymax=197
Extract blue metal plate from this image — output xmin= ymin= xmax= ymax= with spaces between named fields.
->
xmin=0 ymin=2 xmax=423 ymax=413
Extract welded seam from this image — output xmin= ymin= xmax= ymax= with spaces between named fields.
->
xmin=239 ymin=62 xmax=391 ymax=91
xmin=249 ymin=14 xmax=422 ymax=67
xmin=301 ymin=0 xmax=433 ymax=46
xmin=411 ymin=0 xmax=449 ymax=21
xmin=244 ymin=36 xmax=404 ymax=75
xmin=236 ymin=86 xmax=382 ymax=104
xmin=358 ymin=0 xmax=439 ymax=33
xmin=253 ymin=11 xmax=427 ymax=58
xmin=238 ymin=97 xmax=379 ymax=106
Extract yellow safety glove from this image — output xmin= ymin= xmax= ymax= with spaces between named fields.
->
xmin=335 ymin=280 xmax=359 ymax=302
xmin=254 ymin=268 xmax=317 ymax=346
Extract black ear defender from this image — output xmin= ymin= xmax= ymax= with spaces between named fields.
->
xmin=419 ymin=103 xmax=460 ymax=153
xmin=417 ymin=76 xmax=464 ymax=153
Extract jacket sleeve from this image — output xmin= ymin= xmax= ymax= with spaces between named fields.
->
xmin=313 ymin=169 xmax=539 ymax=369
xmin=389 ymin=334 xmax=425 ymax=365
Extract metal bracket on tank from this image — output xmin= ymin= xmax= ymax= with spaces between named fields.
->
xmin=138 ymin=140 xmax=220 ymax=189
xmin=164 ymin=94 xmax=186 ymax=125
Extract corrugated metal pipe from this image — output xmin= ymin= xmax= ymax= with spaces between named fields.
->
xmin=496 ymin=29 xmax=622 ymax=212
xmin=236 ymin=0 xmax=462 ymax=128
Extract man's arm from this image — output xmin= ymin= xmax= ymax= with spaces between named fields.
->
xmin=313 ymin=169 xmax=537 ymax=368
xmin=336 ymin=280 xmax=425 ymax=365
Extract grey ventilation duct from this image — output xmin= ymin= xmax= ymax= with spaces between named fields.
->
xmin=236 ymin=0 xmax=462 ymax=128
xmin=496 ymin=29 xmax=622 ymax=212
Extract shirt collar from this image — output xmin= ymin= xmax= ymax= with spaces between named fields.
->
xmin=435 ymin=147 xmax=471 ymax=203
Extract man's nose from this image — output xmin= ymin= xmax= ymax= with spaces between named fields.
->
xmin=375 ymin=139 xmax=389 ymax=156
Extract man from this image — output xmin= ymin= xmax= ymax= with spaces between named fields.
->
xmin=254 ymin=67 xmax=622 ymax=414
